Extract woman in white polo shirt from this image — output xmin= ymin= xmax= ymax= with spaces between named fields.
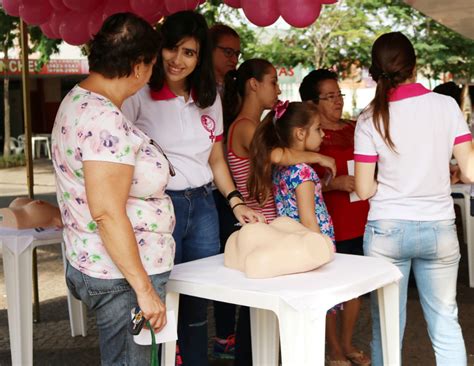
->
xmin=354 ymin=32 xmax=473 ymax=366
xmin=123 ymin=11 xmax=263 ymax=366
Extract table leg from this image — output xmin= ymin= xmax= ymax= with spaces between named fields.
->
xmin=162 ymin=291 xmax=180 ymax=366
xmin=3 ymin=243 xmax=34 ymax=366
xmin=377 ymin=282 xmax=400 ymax=366
xmin=33 ymin=248 xmax=40 ymax=323
xmin=277 ymin=301 xmax=326 ymax=365
xmin=250 ymin=308 xmax=279 ymax=366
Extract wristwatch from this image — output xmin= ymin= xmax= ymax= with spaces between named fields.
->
xmin=226 ymin=190 xmax=244 ymax=204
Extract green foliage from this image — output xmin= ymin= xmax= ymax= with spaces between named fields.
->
xmin=29 ymin=26 xmax=62 ymax=70
xmin=0 ymin=153 xmax=26 ymax=169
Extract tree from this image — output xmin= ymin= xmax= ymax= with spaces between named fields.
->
xmin=0 ymin=8 xmax=61 ymax=158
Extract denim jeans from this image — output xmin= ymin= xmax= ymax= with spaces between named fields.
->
xmin=65 ymin=261 xmax=170 ymax=366
xmin=364 ymin=219 xmax=466 ymax=366
xmin=167 ymin=183 xmax=220 ymax=366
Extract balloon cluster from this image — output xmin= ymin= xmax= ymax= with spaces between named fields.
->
xmin=2 ymin=0 xmax=204 ymax=45
xmin=2 ymin=0 xmax=337 ymax=46
xmin=225 ymin=0 xmax=337 ymax=28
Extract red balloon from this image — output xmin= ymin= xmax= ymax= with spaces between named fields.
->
xmin=241 ymin=0 xmax=279 ymax=27
xmin=223 ymin=0 xmax=241 ymax=8
xmin=63 ymin=0 xmax=103 ymax=13
xmin=59 ymin=11 xmax=92 ymax=45
xmin=130 ymin=0 xmax=165 ymax=18
xmin=164 ymin=0 xmax=200 ymax=14
xmin=88 ymin=5 xmax=106 ymax=38
xmin=49 ymin=0 xmax=68 ymax=11
xmin=2 ymin=0 xmax=21 ymax=17
xmin=103 ymin=0 xmax=133 ymax=20
xmin=278 ymin=0 xmax=321 ymax=28
xmin=49 ymin=9 xmax=69 ymax=37
xmin=19 ymin=2 xmax=53 ymax=25
xmin=143 ymin=11 xmax=164 ymax=25
xmin=40 ymin=22 xmax=60 ymax=39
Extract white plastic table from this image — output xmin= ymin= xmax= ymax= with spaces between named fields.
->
xmin=451 ymin=183 xmax=474 ymax=287
xmin=162 ymin=254 xmax=402 ymax=366
xmin=0 ymin=227 xmax=87 ymax=366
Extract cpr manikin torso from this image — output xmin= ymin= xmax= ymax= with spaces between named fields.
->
xmin=0 ymin=197 xmax=63 ymax=229
xmin=224 ymin=216 xmax=334 ymax=278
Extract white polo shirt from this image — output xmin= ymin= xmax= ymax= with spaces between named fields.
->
xmin=354 ymin=83 xmax=472 ymax=221
xmin=123 ymin=85 xmax=223 ymax=191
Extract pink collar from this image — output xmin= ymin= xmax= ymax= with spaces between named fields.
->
xmin=388 ymin=83 xmax=431 ymax=102
xmin=150 ymin=83 xmax=197 ymax=102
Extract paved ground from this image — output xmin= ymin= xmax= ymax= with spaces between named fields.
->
xmin=0 ymin=160 xmax=473 ymax=365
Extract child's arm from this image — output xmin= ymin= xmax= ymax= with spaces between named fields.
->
xmin=295 ymin=181 xmax=321 ymax=233
xmin=271 ymin=148 xmax=336 ymax=177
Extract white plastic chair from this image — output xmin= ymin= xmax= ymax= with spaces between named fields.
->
xmin=9 ymin=137 xmax=24 ymax=155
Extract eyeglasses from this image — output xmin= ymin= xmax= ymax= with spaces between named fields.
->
xmin=318 ymin=92 xmax=345 ymax=102
xmin=150 ymin=139 xmax=176 ymax=177
xmin=216 ymin=46 xmax=242 ymax=59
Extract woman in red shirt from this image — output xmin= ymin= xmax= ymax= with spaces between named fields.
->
xmin=299 ymin=69 xmax=370 ymax=366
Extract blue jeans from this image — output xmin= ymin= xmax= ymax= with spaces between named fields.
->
xmin=364 ymin=220 xmax=466 ymax=366
xmin=65 ymin=261 xmax=170 ymax=366
xmin=167 ymin=183 xmax=220 ymax=366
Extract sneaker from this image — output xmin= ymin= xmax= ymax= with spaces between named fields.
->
xmin=213 ymin=334 xmax=236 ymax=359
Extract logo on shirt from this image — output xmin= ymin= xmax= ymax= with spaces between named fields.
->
xmin=201 ymin=115 xmax=216 ymax=142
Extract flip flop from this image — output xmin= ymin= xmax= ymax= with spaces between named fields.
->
xmin=345 ymin=350 xmax=371 ymax=366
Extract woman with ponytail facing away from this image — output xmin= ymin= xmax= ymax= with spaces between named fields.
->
xmin=354 ymin=32 xmax=473 ymax=365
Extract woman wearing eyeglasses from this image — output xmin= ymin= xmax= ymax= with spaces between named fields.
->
xmin=122 ymin=11 xmax=264 ymax=366
xmin=299 ymin=69 xmax=371 ymax=366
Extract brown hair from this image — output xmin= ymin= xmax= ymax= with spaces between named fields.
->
xmin=368 ymin=32 xmax=416 ymax=150
xmin=248 ymin=102 xmax=319 ymax=204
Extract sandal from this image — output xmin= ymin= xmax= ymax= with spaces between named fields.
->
xmin=345 ymin=350 xmax=371 ymax=366
xmin=325 ymin=356 xmax=351 ymax=366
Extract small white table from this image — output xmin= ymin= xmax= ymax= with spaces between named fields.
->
xmin=0 ymin=227 xmax=87 ymax=366
xmin=163 ymin=254 xmax=402 ymax=366
xmin=31 ymin=136 xmax=51 ymax=159
xmin=451 ymin=183 xmax=474 ymax=287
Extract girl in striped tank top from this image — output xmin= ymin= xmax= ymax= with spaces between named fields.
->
xmin=223 ymin=59 xmax=337 ymax=222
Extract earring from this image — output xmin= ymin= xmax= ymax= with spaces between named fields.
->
xmin=135 ymin=73 xmax=140 ymax=79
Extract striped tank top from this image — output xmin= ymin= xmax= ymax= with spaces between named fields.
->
xmin=227 ymin=118 xmax=277 ymax=222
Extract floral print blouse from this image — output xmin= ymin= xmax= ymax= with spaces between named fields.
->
xmin=52 ymin=85 xmax=175 ymax=279
xmin=273 ymin=163 xmax=335 ymax=243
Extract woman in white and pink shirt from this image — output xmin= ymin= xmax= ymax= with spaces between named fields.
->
xmin=354 ymin=32 xmax=473 ymax=366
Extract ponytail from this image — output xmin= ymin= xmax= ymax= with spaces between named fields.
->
xmin=367 ymin=32 xmax=416 ymax=151
xmin=248 ymin=111 xmax=280 ymax=205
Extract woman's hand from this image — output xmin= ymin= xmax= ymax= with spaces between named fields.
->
xmin=233 ymin=204 xmax=266 ymax=224
xmin=136 ymin=286 xmax=167 ymax=333
xmin=332 ymin=175 xmax=355 ymax=192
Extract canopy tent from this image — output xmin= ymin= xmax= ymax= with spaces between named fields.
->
xmin=404 ymin=0 xmax=474 ymax=40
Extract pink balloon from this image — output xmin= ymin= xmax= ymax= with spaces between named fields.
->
xmin=40 ymin=22 xmax=60 ymax=39
xmin=130 ymin=0 xmax=164 ymax=17
xmin=59 ymin=11 xmax=92 ymax=45
xmin=164 ymin=0 xmax=200 ymax=14
xmin=241 ymin=0 xmax=279 ymax=27
xmin=49 ymin=0 xmax=68 ymax=11
xmin=2 ymin=0 xmax=21 ymax=17
xmin=19 ymin=1 xmax=53 ymax=25
xmin=88 ymin=5 xmax=106 ymax=38
xmin=63 ymin=0 xmax=103 ymax=13
xmin=278 ymin=0 xmax=321 ymax=28
xmin=143 ymin=11 xmax=164 ymax=24
xmin=223 ymin=0 xmax=241 ymax=8
xmin=103 ymin=0 xmax=133 ymax=20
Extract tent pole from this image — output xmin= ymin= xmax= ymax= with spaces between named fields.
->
xmin=20 ymin=19 xmax=40 ymax=323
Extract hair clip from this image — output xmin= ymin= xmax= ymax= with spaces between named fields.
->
xmin=272 ymin=100 xmax=289 ymax=124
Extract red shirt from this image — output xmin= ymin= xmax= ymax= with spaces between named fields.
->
xmin=313 ymin=122 xmax=369 ymax=242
